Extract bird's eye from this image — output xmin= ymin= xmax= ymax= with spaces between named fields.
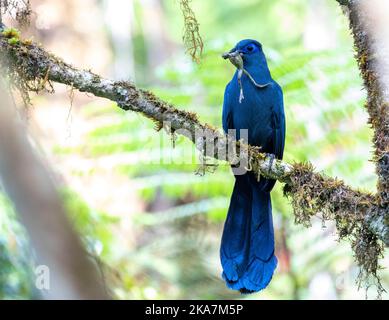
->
xmin=247 ymin=45 xmax=254 ymax=52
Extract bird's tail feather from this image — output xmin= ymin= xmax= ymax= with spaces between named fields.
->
xmin=220 ymin=174 xmax=277 ymax=293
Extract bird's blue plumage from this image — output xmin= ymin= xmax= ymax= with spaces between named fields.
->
xmin=221 ymin=39 xmax=285 ymax=293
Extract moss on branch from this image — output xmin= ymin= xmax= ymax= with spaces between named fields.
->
xmin=343 ymin=0 xmax=389 ymax=207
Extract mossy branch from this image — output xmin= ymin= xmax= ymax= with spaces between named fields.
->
xmin=0 ymin=0 xmax=31 ymax=27
xmin=340 ymin=0 xmax=389 ymax=207
xmin=0 ymin=28 xmax=387 ymax=293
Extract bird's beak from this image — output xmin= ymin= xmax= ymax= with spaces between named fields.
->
xmin=222 ymin=49 xmax=244 ymax=70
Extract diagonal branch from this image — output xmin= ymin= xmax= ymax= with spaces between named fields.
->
xmin=0 ymin=32 xmax=387 ymax=247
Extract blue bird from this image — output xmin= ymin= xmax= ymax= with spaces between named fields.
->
xmin=220 ymin=39 xmax=285 ymax=293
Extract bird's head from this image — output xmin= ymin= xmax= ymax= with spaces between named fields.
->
xmin=222 ymin=39 xmax=271 ymax=96
xmin=222 ymin=39 xmax=265 ymax=70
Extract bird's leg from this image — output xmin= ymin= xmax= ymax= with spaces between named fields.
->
xmin=267 ymin=153 xmax=275 ymax=173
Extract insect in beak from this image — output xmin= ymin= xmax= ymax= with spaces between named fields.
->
xmin=222 ymin=50 xmax=244 ymax=70
xmin=222 ymin=50 xmax=245 ymax=102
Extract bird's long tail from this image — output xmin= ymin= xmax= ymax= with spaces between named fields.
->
xmin=220 ymin=174 xmax=277 ymax=293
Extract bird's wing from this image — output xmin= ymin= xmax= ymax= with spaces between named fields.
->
xmin=255 ymin=83 xmax=285 ymax=192
xmin=268 ymin=83 xmax=285 ymax=160
xmin=222 ymin=82 xmax=234 ymax=133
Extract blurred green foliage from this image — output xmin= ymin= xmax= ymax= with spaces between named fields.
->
xmin=0 ymin=0 xmax=388 ymax=300
xmin=0 ymin=195 xmax=36 ymax=299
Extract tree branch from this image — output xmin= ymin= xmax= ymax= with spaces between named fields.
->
xmin=338 ymin=0 xmax=389 ymax=207
xmin=0 ymin=32 xmax=387 ymax=247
